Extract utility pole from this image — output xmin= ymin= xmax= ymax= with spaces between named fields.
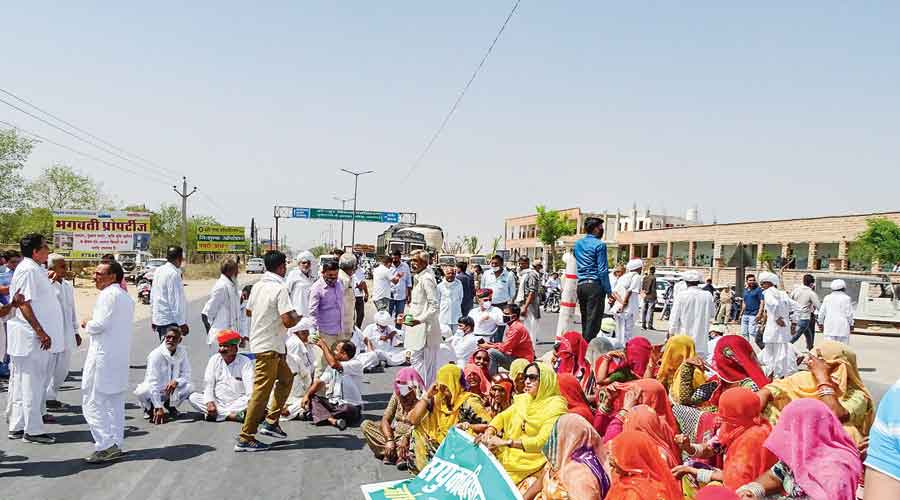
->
xmin=173 ymin=176 xmax=197 ymax=261
xmin=332 ymin=195 xmax=354 ymax=249
xmin=250 ymin=218 xmax=256 ymax=257
xmin=340 ymin=169 xmax=374 ymax=249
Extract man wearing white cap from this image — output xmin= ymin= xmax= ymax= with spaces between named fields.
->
xmin=757 ymin=271 xmax=797 ymax=377
xmin=610 ymin=258 xmax=643 ymax=344
xmin=362 ymin=311 xmax=407 ymax=367
xmin=668 ymin=270 xmax=715 ymax=357
xmin=286 ymin=251 xmax=317 ymax=319
xmin=817 ymin=279 xmax=853 ymax=344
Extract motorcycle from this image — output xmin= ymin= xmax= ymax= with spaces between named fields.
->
xmin=137 ymin=278 xmax=152 ymax=305
xmin=544 ymin=288 xmax=561 ymax=313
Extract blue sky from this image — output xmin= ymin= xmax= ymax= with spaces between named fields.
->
xmin=4 ymin=2 xmax=899 ymax=251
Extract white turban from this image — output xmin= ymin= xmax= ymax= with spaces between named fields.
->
xmin=830 ymin=279 xmax=846 ymax=291
xmin=626 ymin=258 xmax=643 ymax=272
xmin=374 ymin=310 xmax=392 ymax=327
xmin=759 ymin=271 xmax=779 ymax=286
xmin=296 ymin=317 xmax=315 ymax=332
xmin=684 ymin=270 xmax=703 ymax=283
xmin=297 ymin=251 xmax=314 ymax=263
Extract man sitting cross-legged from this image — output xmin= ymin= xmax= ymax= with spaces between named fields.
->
xmin=189 ymin=330 xmax=254 ymax=422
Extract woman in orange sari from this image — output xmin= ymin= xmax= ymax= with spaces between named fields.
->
xmin=671 ymin=387 xmax=775 ymax=491
xmin=607 ymin=430 xmax=682 ymax=500
xmin=623 ymin=405 xmax=681 ymax=469
xmin=599 ymin=378 xmax=678 ymax=440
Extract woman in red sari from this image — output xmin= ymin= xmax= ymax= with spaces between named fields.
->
xmin=463 ymin=363 xmax=490 ymax=399
xmin=672 ymin=387 xmax=775 ymax=491
xmin=591 ymin=337 xmax=653 ymax=396
xmin=555 ymin=331 xmax=591 ymax=386
xmin=607 ymin=431 xmax=681 ymax=500
xmin=557 ymin=373 xmax=597 ymax=427
xmin=599 ymin=378 xmax=678 ymax=440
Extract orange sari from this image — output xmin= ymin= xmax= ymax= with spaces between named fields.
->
xmin=623 ymin=405 xmax=681 ymax=469
xmin=717 ymin=387 xmax=776 ymax=489
xmin=607 ymin=431 xmax=681 ymax=500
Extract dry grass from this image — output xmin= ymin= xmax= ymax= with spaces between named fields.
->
xmin=182 ymin=262 xmax=222 ymax=280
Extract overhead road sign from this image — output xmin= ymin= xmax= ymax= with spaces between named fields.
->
xmin=274 ymin=206 xmax=416 ymax=224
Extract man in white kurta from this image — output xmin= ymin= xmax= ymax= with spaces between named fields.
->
xmin=189 ymin=330 xmax=254 ymax=422
xmin=668 ymin=270 xmax=715 ymax=358
xmin=403 ymin=252 xmax=443 ymax=386
xmin=201 ymin=261 xmax=241 ymax=357
xmin=81 ymin=262 xmax=134 ymax=462
xmin=818 ymin=279 xmax=854 ymax=344
xmin=134 ymin=328 xmax=194 ymax=423
xmin=610 ymin=258 xmax=643 ymax=345
xmin=6 ymin=235 xmax=64 ymax=444
xmin=150 ymin=246 xmax=188 ymax=340
xmin=281 ymin=317 xmax=323 ymax=421
xmin=436 ymin=267 xmax=463 ymax=335
xmin=46 ymin=253 xmax=81 ymax=410
xmin=757 ymin=272 xmax=797 ymax=378
xmin=362 ymin=310 xmax=407 ymax=367
xmin=286 ymin=251 xmax=317 ymax=320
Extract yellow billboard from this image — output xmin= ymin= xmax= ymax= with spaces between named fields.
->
xmin=196 ymin=226 xmax=248 ymax=253
xmin=52 ymin=210 xmax=151 ymax=261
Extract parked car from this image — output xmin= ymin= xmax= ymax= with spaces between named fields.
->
xmin=246 ymin=258 xmax=265 ymax=274
xmin=137 ymin=258 xmax=168 ymax=281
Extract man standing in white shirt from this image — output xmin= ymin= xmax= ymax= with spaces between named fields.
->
xmin=338 ymin=254 xmax=358 ymax=340
xmin=150 ymin=246 xmax=188 ymax=341
xmin=818 ymin=279 xmax=854 ymax=344
xmin=286 ymin=251 xmax=317 ymax=319
xmin=610 ymin=258 xmax=643 ymax=344
xmin=789 ymin=274 xmax=820 ymax=351
xmin=201 ymin=259 xmax=241 ymax=357
xmin=45 ymin=253 xmax=81 ymax=412
xmin=389 ymin=250 xmax=412 ymax=319
xmin=480 ymin=255 xmax=516 ymax=309
xmin=6 ymin=233 xmax=64 ymax=444
xmin=134 ymin=327 xmax=194 ymax=423
xmin=188 ymin=329 xmax=254 ymax=422
xmin=668 ymin=270 xmax=715 ymax=358
xmin=236 ymin=250 xmax=301 ymax=452
xmin=757 ymin=272 xmax=797 ymax=377
xmin=515 ymin=257 xmax=541 ymax=347
xmin=371 ymin=255 xmax=397 ymax=313
xmin=437 ymin=266 xmax=463 ymax=335
xmin=352 ymin=259 xmax=369 ymax=329
xmin=81 ymin=261 xmax=134 ymax=463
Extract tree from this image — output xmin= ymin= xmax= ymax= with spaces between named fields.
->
xmin=309 ymin=244 xmax=331 ymax=258
xmin=27 ymin=164 xmax=110 ymax=211
xmin=463 ymin=235 xmax=482 ymax=255
xmin=0 ymin=129 xmax=33 ymax=212
xmin=849 ymin=217 xmax=900 ymax=269
xmin=490 ymin=235 xmax=503 ymax=257
xmin=535 ymin=205 xmax=576 ymax=271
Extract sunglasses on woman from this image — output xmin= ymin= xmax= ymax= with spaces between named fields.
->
xmin=523 ymin=373 xmax=540 ymax=382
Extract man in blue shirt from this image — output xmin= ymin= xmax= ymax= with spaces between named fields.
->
xmin=0 ymin=250 xmax=22 ymax=305
xmin=738 ymin=274 xmax=764 ymax=347
xmin=573 ymin=217 xmax=611 ymax=341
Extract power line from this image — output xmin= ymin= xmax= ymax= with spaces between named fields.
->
xmin=0 ymin=95 xmax=177 ymax=182
xmin=401 ymin=0 xmax=521 ymax=182
xmin=0 ymin=120 xmax=171 ymax=186
xmin=0 ymin=88 xmax=182 ymax=179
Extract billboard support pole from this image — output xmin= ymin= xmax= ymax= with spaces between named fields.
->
xmin=173 ymin=176 xmax=197 ymax=261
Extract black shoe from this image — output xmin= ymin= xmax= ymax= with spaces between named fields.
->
xmin=165 ymin=404 xmax=180 ymax=419
xmin=335 ymin=418 xmax=348 ymax=431
xmin=45 ymin=400 xmax=63 ymax=410
xmin=234 ymin=439 xmax=271 ymax=452
xmin=259 ymin=421 xmax=287 ymax=439
xmin=24 ymin=433 xmax=56 ymax=444
xmin=7 ymin=430 xmax=24 ymax=440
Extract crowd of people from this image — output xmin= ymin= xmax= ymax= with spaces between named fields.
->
xmin=1 ymin=225 xmax=900 ymax=499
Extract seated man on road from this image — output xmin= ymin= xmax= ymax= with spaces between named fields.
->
xmin=468 ymin=288 xmax=504 ymax=340
xmin=188 ymin=330 xmax=254 ymax=422
xmin=281 ymin=317 xmax=324 ymax=421
xmin=362 ymin=311 xmax=407 ymax=368
xmin=134 ymin=326 xmax=193 ymax=424
xmin=445 ymin=316 xmax=479 ymax=365
xmin=479 ymin=304 xmax=535 ymax=370
xmin=302 ymin=338 xmax=369 ymax=431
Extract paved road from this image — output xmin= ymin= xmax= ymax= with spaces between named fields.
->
xmin=2 ymin=298 xmax=897 ymax=500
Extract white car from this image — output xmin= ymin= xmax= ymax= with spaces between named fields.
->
xmin=246 ymin=258 xmax=265 ymax=274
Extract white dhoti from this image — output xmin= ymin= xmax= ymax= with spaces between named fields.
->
xmin=82 ymin=376 xmax=125 ymax=451
xmin=188 ymin=392 xmax=248 ymax=422
xmin=355 ymin=351 xmax=381 ymax=371
xmin=8 ymin=350 xmax=50 ymax=435
xmin=825 ymin=335 xmax=850 ymax=345
xmin=45 ymin=349 xmax=73 ymax=402
xmin=615 ymin=312 xmax=636 ymax=345
xmin=133 ymin=382 xmax=194 ymax=411
xmin=524 ymin=313 xmax=539 ymax=348
xmin=759 ymin=342 xmax=798 ymax=378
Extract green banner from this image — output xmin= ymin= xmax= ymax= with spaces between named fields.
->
xmin=196 ymin=226 xmax=248 ymax=253
xmin=360 ymin=428 xmax=522 ymax=500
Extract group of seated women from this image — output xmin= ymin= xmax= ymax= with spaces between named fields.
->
xmin=362 ymin=330 xmax=894 ymax=500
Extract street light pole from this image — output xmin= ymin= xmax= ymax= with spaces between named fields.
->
xmin=332 ymin=195 xmax=355 ymax=248
xmin=340 ymin=169 xmax=374 ymax=250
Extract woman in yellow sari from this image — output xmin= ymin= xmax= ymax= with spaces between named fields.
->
xmin=758 ymin=340 xmax=874 ymax=445
xmin=657 ymin=335 xmax=706 ymax=400
xmin=407 ymin=364 xmax=490 ymax=472
xmin=475 ymin=362 xmax=568 ymax=489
